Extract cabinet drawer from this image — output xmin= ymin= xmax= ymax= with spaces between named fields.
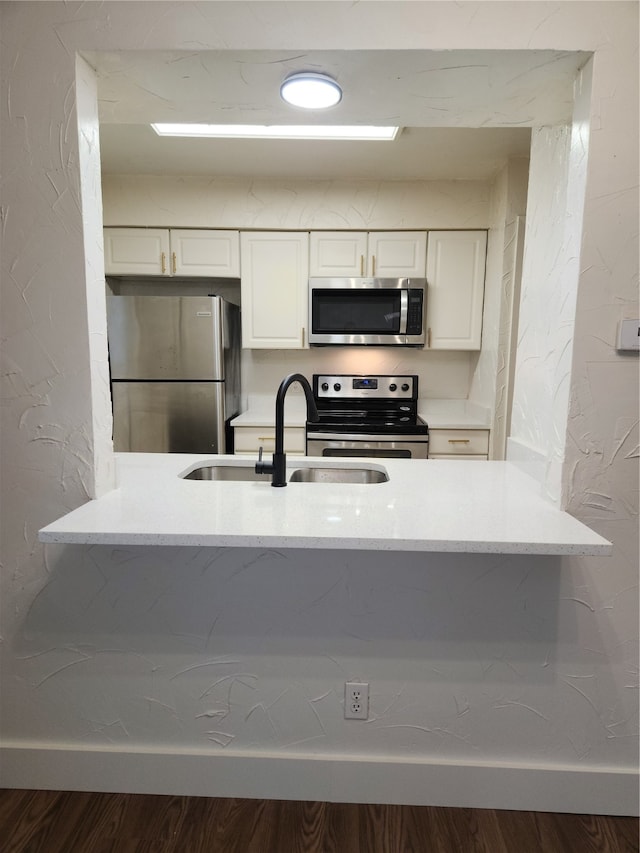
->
xmin=428 ymin=429 xmax=490 ymax=456
xmin=429 ymin=454 xmax=488 ymax=461
xmin=234 ymin=426 xmax=306 ymax=455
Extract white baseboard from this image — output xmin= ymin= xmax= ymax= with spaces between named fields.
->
xmin=1 ymin=742 xmax=637 ymax=816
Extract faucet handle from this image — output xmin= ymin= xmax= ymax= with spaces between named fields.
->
xmin=255 ymin=445 xmax=273 ymax=475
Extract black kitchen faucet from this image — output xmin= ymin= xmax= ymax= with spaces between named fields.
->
xmin=255 ymin=373 xmax=319 ymax=487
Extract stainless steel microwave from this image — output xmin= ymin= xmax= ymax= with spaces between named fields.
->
xmin=308 ymin=277 xmax=427 ymax=347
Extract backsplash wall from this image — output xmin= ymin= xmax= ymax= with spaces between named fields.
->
xmin=242 ymin=347 xmax=475 ymax=402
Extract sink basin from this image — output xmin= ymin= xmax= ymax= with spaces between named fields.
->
xmin=181 ymin=462 xmax=389 ymax=484
xmin=289 ymin=466 xmax=389 ymax=484
xmin=182 ymin=464 xmax=268 ymax=481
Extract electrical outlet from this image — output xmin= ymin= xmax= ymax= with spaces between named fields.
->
xmin=344 ymin=681 xmax=369 ymax=720
xmin=617 ymin=319 xmax=640 ymax=352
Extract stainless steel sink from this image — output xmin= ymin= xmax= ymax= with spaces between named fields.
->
xmin=289 ymin=466 xmax=389 ymax=484
xmin=182 ymin=464 xmax=269 ymax=481
xmin=181 ymin=462 xmax=389 ymax=484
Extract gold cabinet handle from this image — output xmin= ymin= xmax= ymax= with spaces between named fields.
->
xmin=301 ymin=327 xmax=305 ymax=347
xmin=172 ymin=251 xmax=177 ymax=274
xmin=360 ymin=254 xmax=365 ymax=276
xmin=161 ymin=252 xmax=166 ymax=274
xmin=372 ymin=255 xmax=376 ymax=276
xmin=427 ymin=327 xmax=432 ymax=347
xmin=258 ymin=436 xmax=276 ymax=442
xmin=448 ymin=439 xmax=471 ymax=444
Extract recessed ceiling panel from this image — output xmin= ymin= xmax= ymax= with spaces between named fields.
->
xmin=99 ymin=124 xmax=531 ymax=180
xmin=89 ymin=47 xmax=586 ymax=180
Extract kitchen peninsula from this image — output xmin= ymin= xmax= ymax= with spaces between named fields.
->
xmin=39 ymin=453 xmax=611 ymax=555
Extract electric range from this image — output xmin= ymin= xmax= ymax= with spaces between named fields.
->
xmin=306 ymin=374 xmax=429 ymax=459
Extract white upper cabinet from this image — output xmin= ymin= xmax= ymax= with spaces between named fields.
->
xmin=240 ymin=232 xmax=310 ymax=349
xmin=171 ymin=230 xmax=240 ymax=277
xmin=309 ymin=231 xmax=427 ymax=277
xmin=104 ymin=228 xmax=171 ymax=276
xmin=367 ymin=232 xmax=428 ymax=277
xmin=309 ymin=232 xmax=368 ymax=276
xmin=104 ymin=228 xmax=240 ymax=277
xmin=425 ymin=230 xmax=487 ymax=350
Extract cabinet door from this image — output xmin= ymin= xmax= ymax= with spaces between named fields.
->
xmin=240 ymin=232 xmax=309 ymax=348
xmin=368 ymin=231 xmax=427 ymax=277
xmin=429 ymin=429 xmax=490 ymax=457
xmin=309 ymin=232 xmax=367 ymax=277
xmin=429 ymin=454 xmax=489 ymax=461
xmin=104 ymin=228 xmax=170 ymax=275
xmin=426 ymin=231 xmax=487 ymax=350
xmin=171 ymin=229 xmax=240 ymax=277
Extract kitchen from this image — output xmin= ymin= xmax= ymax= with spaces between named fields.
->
xmin=103 ymin=225 xmax=492 ymax=462
xmin=1 ymin=0 xmax=638 ymax=821
xmin=96 ymin=49 xmax=538 ymax=466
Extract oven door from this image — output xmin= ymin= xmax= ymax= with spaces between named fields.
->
xmin=307 ymin=434 xmax=429 ymax=459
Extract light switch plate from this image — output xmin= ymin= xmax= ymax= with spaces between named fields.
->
xmin=617 ymin=319 xmax=640 ymax=352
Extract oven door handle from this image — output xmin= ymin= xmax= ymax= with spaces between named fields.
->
xmin=399 ymin=290 xmax=408 ymax=335
xmin=308 ymin=431 xmax=428 ymax=443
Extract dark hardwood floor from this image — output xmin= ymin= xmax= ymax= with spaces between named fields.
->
xmin=0 ymin=789 xmax=637 ymax=852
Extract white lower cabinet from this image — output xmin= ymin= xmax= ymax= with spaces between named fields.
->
xmin=428 ymin=428 xmax=490 ymax=460
xmin=234 ymin=426 xmax=306 ymax=456
xmin=426 ymin=230 xmax=487 ymax=350
xmin=431 ymin=454 xmax=488 ymax=461
xmin=240 ymin=232 xmax=309 ymax=348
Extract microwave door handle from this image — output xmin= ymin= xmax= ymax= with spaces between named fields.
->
xmin=399 ymin=290 xmax=408 ymax=334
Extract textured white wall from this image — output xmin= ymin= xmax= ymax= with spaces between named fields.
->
xmin=509 ymin=60 xmax=596 ymax=502
xmin=76 ymin=55 xmax=116 ymax=498
xmin=0 ymin=1 xmax=637 ymax=813
xmin=488 ymin=160 xmax=530 ymax=460
xmin=509 ymin=125 xmax=573 ymax=474
xmin=101 ymin=175 xmax=492 ymax=230
xmin=468 ymin=158 xmax=530 ymax=451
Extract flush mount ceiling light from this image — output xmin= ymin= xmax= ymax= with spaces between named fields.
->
xmin=280 ymin=71 xmax=342 ymax=109
xmin=151 ymin=123 xmax=399 ymax=141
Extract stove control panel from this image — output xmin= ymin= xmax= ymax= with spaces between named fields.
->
xmin=314 ymin=374 xmax=417 ymax=400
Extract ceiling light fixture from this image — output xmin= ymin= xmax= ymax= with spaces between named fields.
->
xmin=280 ymin=71 xmax=342 ymax=109
xmin=151 ymin=123 xmax=399 ymax=141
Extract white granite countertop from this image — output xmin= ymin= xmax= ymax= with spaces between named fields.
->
xmin=231 ymin=395 xmax=308 ymax=428
xmin=39 ymin=453 xmax=611 ymax=556
xmin=417 ymin=399 xmax=490 ymax=429
xmin=231 ymin=397 xmax=491 ymax=430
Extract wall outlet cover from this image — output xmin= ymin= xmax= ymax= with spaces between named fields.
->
xmin=344 ymin=681 xmax=369 ymax=720
xmin=617 ymin=319 xmax=640 ymax=351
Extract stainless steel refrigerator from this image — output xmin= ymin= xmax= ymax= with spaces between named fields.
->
xmin=106 ymin=295 xmax=241 ymax=453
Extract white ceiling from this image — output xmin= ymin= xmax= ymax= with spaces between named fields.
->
xmin=92 ymin=49 xmax=588 ymax=181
